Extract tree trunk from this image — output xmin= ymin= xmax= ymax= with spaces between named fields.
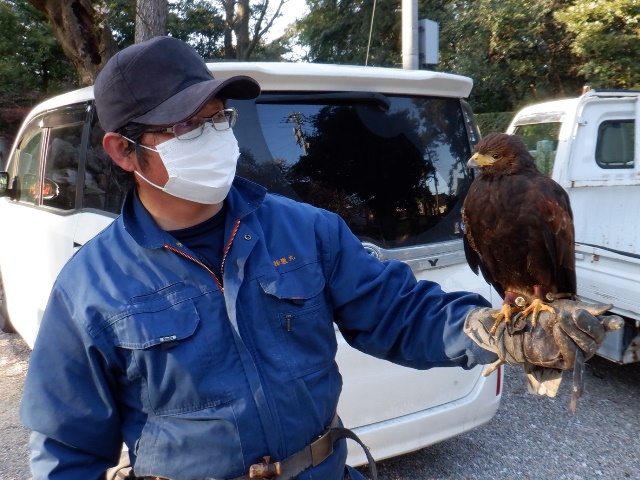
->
xmin=135 ymin=0 xmax=168 ymax=43
xmin=26 ymin=0 xmax=117 ymax=86
xmin=234 ymin=0 xmax=250 ymax=60
xmin=223 ymin=0 xmax=287 ymax=60
xmin=221 ymin=0 xmax=236 ymax=59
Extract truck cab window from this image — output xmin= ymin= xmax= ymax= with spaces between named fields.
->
xmin=512 ymin=123 xmax=561 ymax=176
xmin=595 ymin=120 xmax=634 ymax=169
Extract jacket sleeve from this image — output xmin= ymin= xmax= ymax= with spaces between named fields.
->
xmin=322 ymin=211 xmax=497 ymax=369
xmin=20 ymin=283 xmax=122 ymax=480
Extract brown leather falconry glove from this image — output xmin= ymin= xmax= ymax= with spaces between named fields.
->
xmin=465 ymin=300 xmax=623 ymax=411
xmin=464 ymin=299 xmax=623 ymax=373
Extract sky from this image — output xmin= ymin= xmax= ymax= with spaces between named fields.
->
xmin=265 ymin=0 xmax=309 ymax=41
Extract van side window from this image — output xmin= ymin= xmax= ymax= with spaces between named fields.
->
xmin=43 ymin=124 xmax=84 ymax=210
xmin=83 ymin=115 xmax=127 ymax=214
xmin=596 ymin=120 xmax=634 ymax=168
xmin=13 ymin=128 xmax=43 ymax=205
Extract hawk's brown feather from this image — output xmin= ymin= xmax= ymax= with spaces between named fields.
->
xmin=462 ymin=132 xmax=576 ymax=399
xmin=462 ymin=132 xmax=576 ymax=301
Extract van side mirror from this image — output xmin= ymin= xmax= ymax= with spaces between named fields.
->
xmin=0 ymin=172 xmax=8 ymax=197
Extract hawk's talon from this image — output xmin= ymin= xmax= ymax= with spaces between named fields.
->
xmin=520 ymin=298 xmax=555 ymax=327
xmin=490 ymin=303 xmax=513 ymax=335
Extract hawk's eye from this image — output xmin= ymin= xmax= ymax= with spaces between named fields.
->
xmin=492 ymin=153 xmax=500 ymax=159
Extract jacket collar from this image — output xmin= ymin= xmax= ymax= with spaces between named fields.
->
xmin=121 ymin=176 xmax=267 ymax=249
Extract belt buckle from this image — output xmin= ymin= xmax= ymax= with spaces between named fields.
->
xmin=248 ymin=456 xmax=282 ymax=479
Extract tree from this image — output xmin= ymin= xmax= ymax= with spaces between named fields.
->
xmin=169 ymin=0 xmax=226 ymax=58
xmin=0 ymin=0 xmax=77 ymax=138
xmin=25 ymin=0 xmax=117 ymax=86
xmin=24 ymin=0 xmax=287 ymax=79
xmin=135 ymin=0 xmax=168 ymax=42
xmin=221 ymin=0 xmax=287 ymax=59
xmin=555 ymin=0 xmax=640 ymax=89
xmin=439 ymin=0 xmax=585 ymax=113
xmin=293 ymin=0 xmax=589 ymax=112
xmin=296 ymin=0 xmax=401 ymax=66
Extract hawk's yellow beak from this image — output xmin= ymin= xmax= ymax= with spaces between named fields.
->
xmin=467 ymin=152 xmax=495 ymax=168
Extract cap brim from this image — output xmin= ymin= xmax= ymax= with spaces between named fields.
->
xmin=134 ymin=75 xmax=260 ymax=126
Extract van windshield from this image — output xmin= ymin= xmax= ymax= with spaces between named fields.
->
xmin=229 ymin=94 xmax=473 ymax=249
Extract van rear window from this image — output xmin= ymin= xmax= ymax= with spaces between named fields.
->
xmin=229 ymin=94 xmax=473 ymax=249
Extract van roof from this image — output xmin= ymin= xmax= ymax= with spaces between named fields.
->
xmin=27 ymin=62 xmax=473 ymax=122
xmin=206 ymin=62 xmax=473 ymax=97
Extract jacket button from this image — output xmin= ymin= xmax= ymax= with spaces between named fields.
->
xmin=244 ymin=234 xmax=251 ymax=240
xmin=176 ymin=242 xmax=183 ymax=247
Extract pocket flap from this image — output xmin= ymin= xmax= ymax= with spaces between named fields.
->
xmin=111 ymin=299 xmax=200 ymax=349
xmin=257 ymin=262 xmax=325 ymax=300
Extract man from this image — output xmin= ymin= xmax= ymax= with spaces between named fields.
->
xmin=20 ymin=36 xmax=611 ymax=480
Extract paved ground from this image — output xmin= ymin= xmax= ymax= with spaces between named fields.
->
xmin=2 ymin=328 xmax=640 ymax=480
xmin=0 ymin=330 xmax=30 ymax=480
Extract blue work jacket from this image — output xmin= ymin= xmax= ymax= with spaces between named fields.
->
xmin=21 ymin=176 xmax=494 ymax=480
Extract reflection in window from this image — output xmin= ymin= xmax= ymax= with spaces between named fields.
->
xmin=83 ymin=115 xmax=127 ymax=214
xmin=43 ymin=124 xmax=84 ymax=210
xmin=15 ymin=130 xmax=43 ymax=205
xmin=231 ymin=95 xmax=473 ymax=249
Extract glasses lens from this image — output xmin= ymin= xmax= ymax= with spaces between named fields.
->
xmin=211 ymin=109 xmax=238 ymax=131
xmin=174 ymin=117 xmax=207 ymax=140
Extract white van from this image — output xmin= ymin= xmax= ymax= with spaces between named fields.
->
xmin=0 ymin=62 xmax=501 ymax=465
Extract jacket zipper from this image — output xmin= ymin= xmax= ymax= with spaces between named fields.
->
xmin=163 ymin=218 xmax=242 ymax=295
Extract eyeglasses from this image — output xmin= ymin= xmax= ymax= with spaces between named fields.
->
xmin=145 ymin=107 xmax=238 ymax=140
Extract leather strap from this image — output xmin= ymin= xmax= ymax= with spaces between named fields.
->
xmin=235 ymin=414 xmax=378 ymax=480
xmin=132 ymin=415 xmax=378 ymax=480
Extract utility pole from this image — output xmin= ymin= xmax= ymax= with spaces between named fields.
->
xmin=401 ymin=0 xmax=439 ymax=69
xmin=401 ymin=0 xmax=418 ymax=70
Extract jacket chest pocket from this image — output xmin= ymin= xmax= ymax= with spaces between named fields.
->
xmin=257 ymin=261 xmax=337 ymax=377
xmin=109 ymin=285 xmax=231 ymax=415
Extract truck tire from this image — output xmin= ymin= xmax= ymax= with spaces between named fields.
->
xmin=0 ymin=270 xmax=15 ymax=333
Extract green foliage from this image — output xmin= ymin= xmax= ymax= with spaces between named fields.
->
xmin=103 ymin=0 xmax=284 ymax=61
xmin=0 ymin=0 xmax=77 ymax=139
xmin=296 ymin=0 xmax=402 ymax=66
xmin=4 ymin=0 xmax=640 ymax=144
xmin=438 ymin=0 xmax=585 ymax=113
xmin=474 ymin=111 xmax=514 ymax=135
xmin=292 ymin=0 xmax=591 ymax=113
xmin=100 ymin=0 xmax=136 ymax=48
xmin=555 ymin=0 xmax=640 ymax=89
xmin=168 ymin=0 xmax=226 ymax=58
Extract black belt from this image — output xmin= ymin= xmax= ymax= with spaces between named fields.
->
xmin=235 ymin=414 xmax=378 ymax=480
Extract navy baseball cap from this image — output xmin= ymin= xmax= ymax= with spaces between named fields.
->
xmin=94 ymin=36 xmax=261 ymax=133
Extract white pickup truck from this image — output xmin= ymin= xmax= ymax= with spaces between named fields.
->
xmin=506 ymin=89 xmax=640 ymax=364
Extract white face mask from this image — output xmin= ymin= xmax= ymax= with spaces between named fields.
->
xmin=134 ymin=123 xmax=239 ymax=204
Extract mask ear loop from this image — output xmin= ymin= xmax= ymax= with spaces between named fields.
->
xmin=134 ymin=170 xmax=166 ymax=191
xmin=120 ymin=134 xmax=163 ymax=189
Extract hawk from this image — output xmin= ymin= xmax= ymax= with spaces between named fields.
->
xmin=462 ymin=132 xmax=576 ymax=398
